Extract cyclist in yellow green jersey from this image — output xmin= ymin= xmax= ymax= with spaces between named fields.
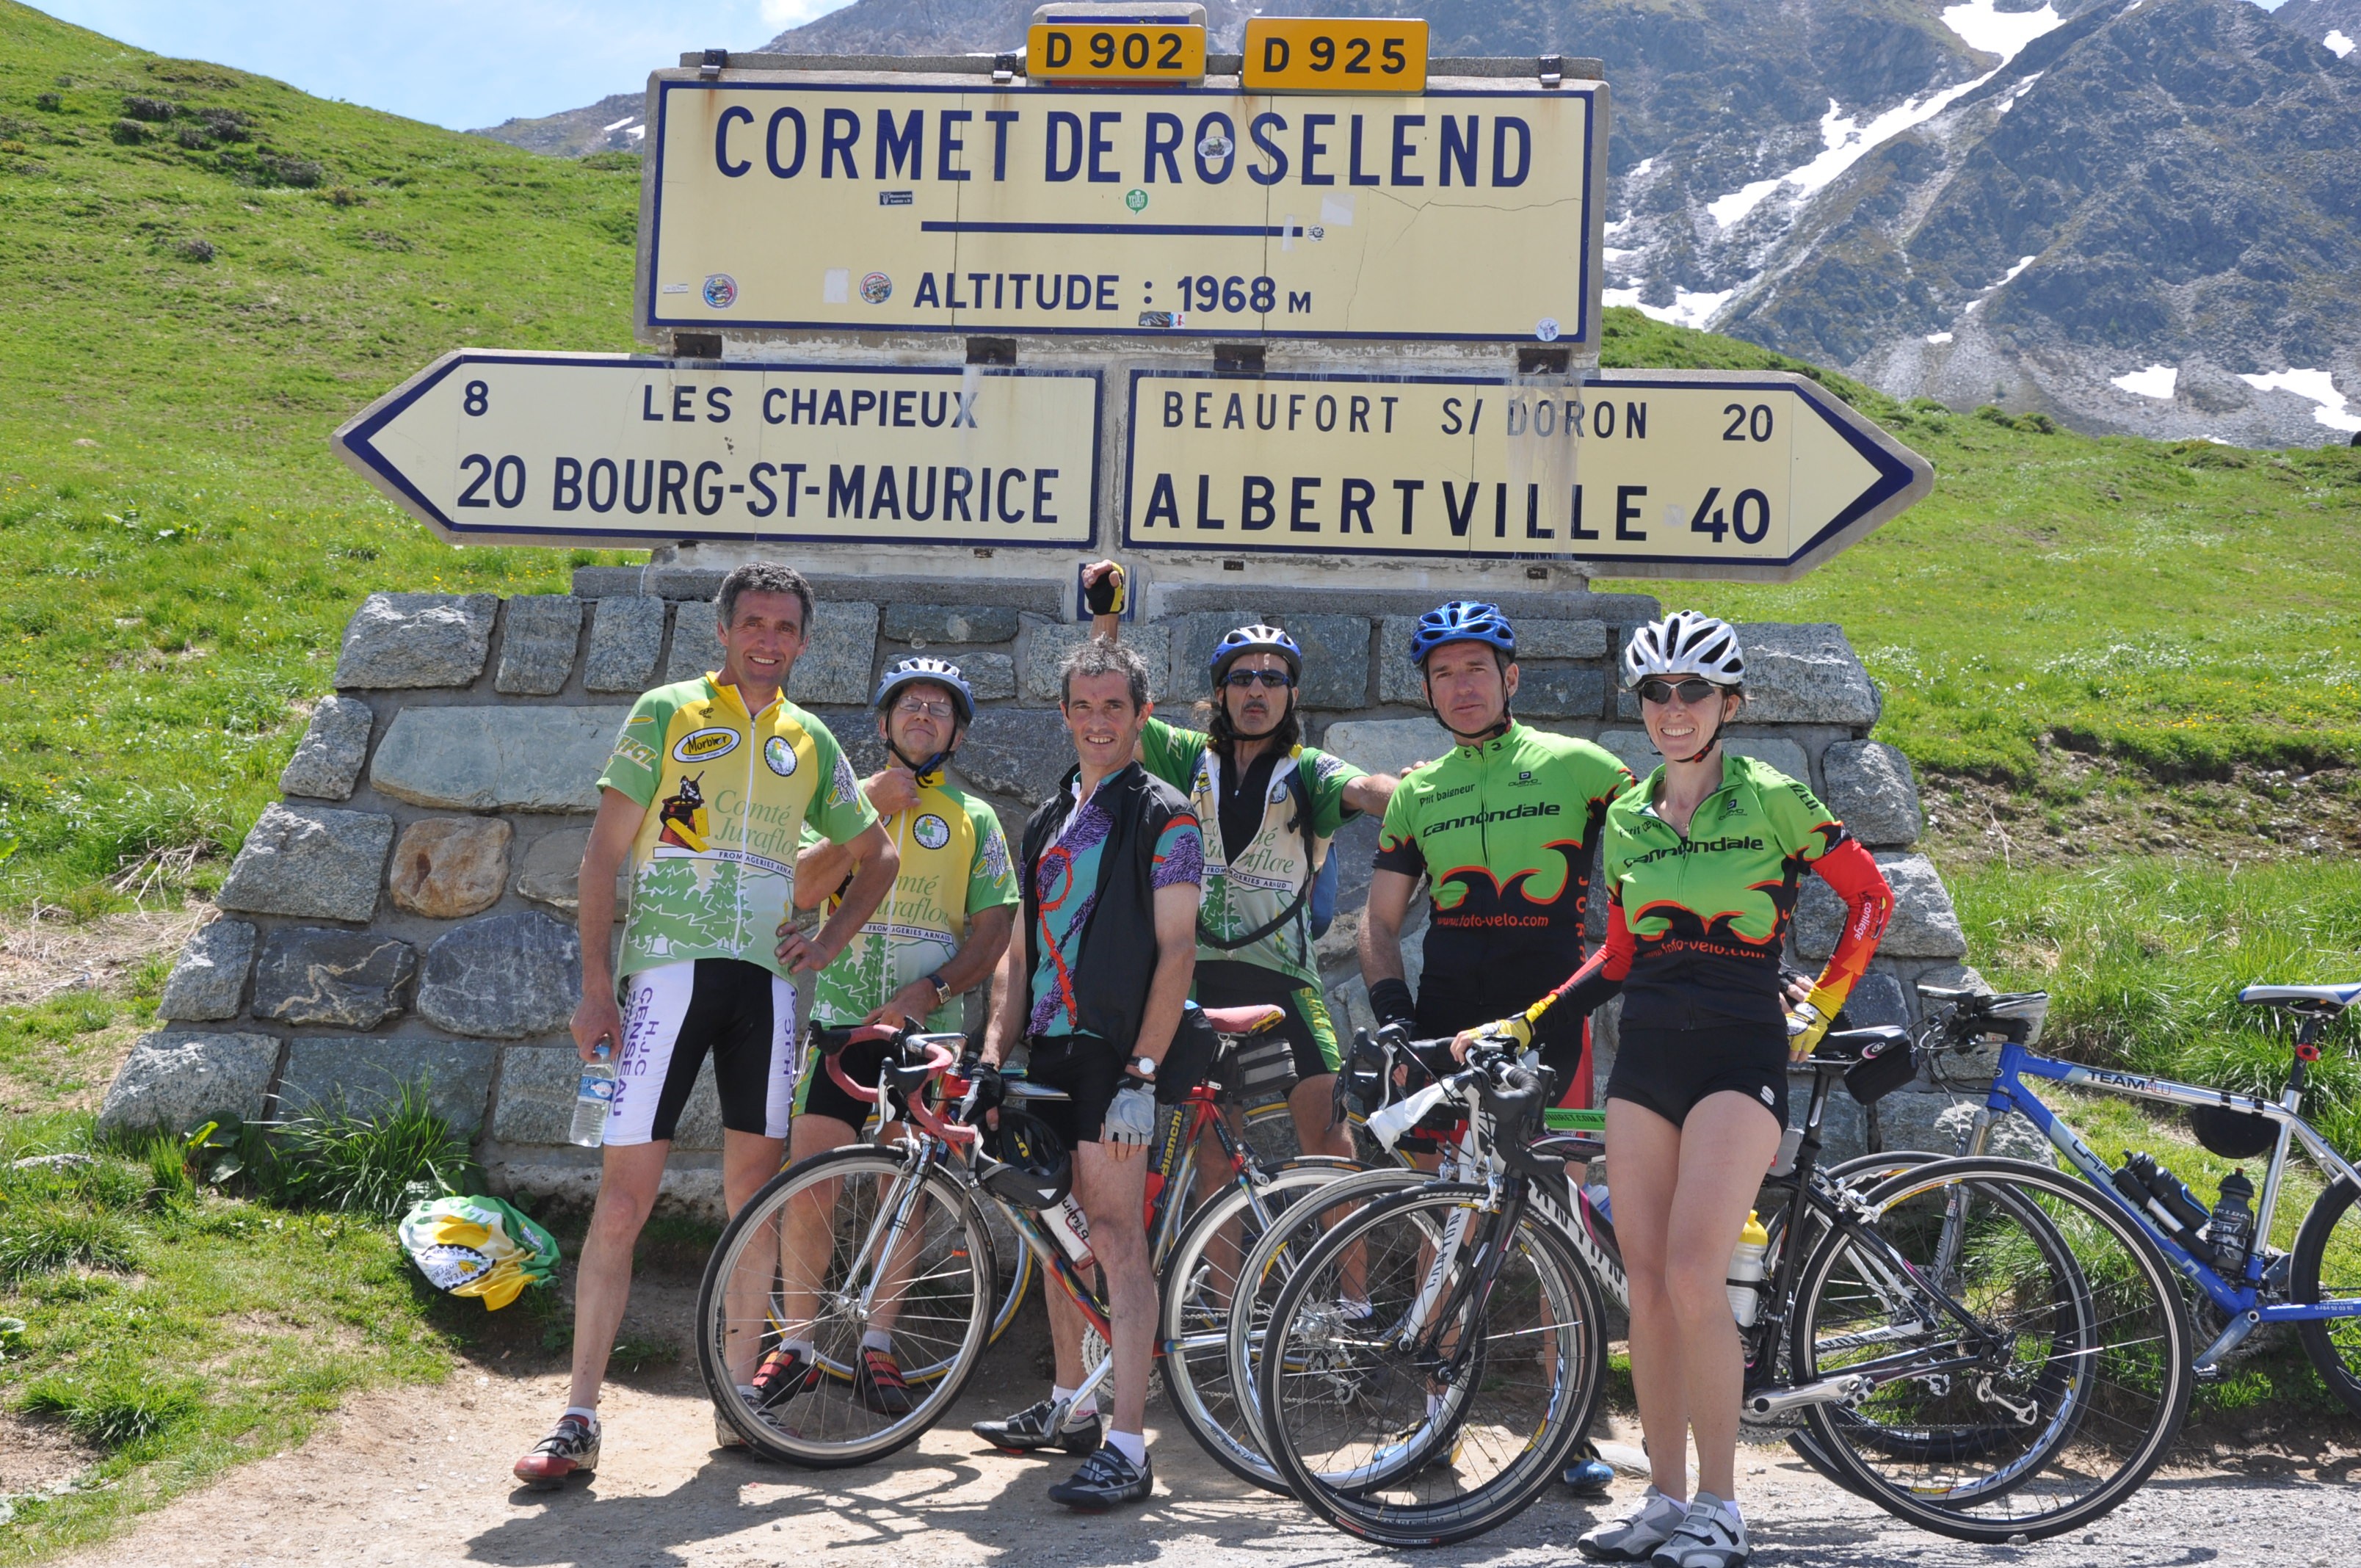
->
xmin=768 ymin=656 xmax=1020 ymax=1420
xmin=1084 ymin=562 xmax=1398 ymax=1174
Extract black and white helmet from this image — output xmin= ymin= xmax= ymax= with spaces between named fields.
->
xmin=1621 ymin=611 xmax=1745 ymax=690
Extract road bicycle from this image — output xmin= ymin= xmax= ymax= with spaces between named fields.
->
xmin=691 ymin=1004 xmax=1378 ymax=1466
xmin=1928 ymin=980 xmax=2361 ymax=1412
xmin=1253 ymin=1025 xmax=2194 ymax=1546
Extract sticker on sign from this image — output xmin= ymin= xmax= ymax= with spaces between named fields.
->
xmin=332 ymin=350 xmax=1100 ymax=549
xmin=1120 ymin=369 xmax=1931 ymax=581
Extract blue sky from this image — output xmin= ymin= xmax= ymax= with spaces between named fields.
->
xmin=31 ymin=1 xmax=857 ymax=130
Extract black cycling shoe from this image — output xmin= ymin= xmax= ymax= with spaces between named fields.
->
xmin=749 ymin=1345 xmax=821 ymax=1410
xmin=972 ymin=1397 xmax=1103 ymax=1455
xmin=855 ymin=1346 xmax=913 ymax=1417
xmin=1046 ymin=1444 xmax=1153 ymax=1510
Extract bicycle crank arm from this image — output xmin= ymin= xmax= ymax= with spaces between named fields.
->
xmin=1743 ymin=1373 xmax=1876 ymax=1419
xmin=2192 ymin=1307 xmax=2261 ymax=1378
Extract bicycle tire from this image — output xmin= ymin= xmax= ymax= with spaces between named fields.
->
xmin=1258 ymin=1183 xmax=1606 ymax=1547
xmin=1793 ymin=1155 xmax=2192 ymax=1543
xmin=1156 ymin=1155 xmax=1374 ymax=1491
xmin=2290 ymin=1176 xmax=2361 ymax=1419
xmin=695 ymin=1144 xmax=995 ymax=1467
xmin=1227 ymin=1164 xmax=1435 ymax=1473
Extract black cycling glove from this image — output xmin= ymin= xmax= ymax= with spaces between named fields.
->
xmin=1084 ymin=564 xmax=1128 ymax=616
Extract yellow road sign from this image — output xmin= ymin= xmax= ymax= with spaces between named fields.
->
xmin=1027 ymin=21 xmax=1206 ymax=81
xmin=333 ymin=351 xmax=1100 ymax=549
xmin=1120 ymin=369 xmax=1932 ymax=581
xmin=1243 ymin=18 xmax=1429 ymax=92
xmin=642 ymin=77 xmax=1605 ymax=346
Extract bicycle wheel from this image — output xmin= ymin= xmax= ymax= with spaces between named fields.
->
xmin=1258 ymin=1184 xmax=1606 ymax=1547
xmin=1225 ymin=1164 xmax=1434 ymax=1478
xmin=695 ymin=1144 xmax=995 ymax=1467
xmin=1792 ymin=1155 xmax=2192 ymax=1543
xmin=1158 ymin=1155 xmax=1372 ymax=1491
xmin=2291 ymin=1176 xmax=2361 ymax=1418
xmin=981 ymin=1193 xmax=1036 ymax=1349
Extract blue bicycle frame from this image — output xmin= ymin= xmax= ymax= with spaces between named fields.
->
xmin=1966 ymin=1037 xmax=2361 ymax=1365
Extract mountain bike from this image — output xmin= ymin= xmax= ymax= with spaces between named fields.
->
xmin=691 ymin=1005 xmax=1377 ymax=1466
xmin=1255 ymin=1027 xmax=2194 ymax=1546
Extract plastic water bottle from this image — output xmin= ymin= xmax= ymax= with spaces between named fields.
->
xmin=1042 ymin=1194 xmax=1095 ymax=1268
xmin=569 ymin=1044 xmax=615 ymax=1148
xmin=1726 ymin=1211 xmax=1770 ymax=1326
xmin=2209 ymin=1169 xmax=2256 ymax=1271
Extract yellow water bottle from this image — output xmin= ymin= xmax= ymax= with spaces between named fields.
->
xmin=1726 ymin=1211 xmax=1770 ymax=1326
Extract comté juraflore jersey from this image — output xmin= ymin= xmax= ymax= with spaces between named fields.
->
xmin=808 ymin=773 xmax=1018 ymax=1031
xmin=598 ymin=675 xmax=877 ymax=984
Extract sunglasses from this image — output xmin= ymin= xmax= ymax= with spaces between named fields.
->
xmin=1637 ymin=678 xmax=1723 ymax=707
xmin=1223 ymin=669 xmax=1295 ymax=690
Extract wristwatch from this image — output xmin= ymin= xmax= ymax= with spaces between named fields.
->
xmin=1125 ymin=1053 xmax=1158 ymax=1081
xmin=924 ymin=972 xmax=952 ymax=1008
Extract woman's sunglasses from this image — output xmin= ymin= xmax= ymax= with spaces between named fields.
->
xmin=1222 ymin=669 xmax=1295 ymax=690
xmin=1637 ymin=678 xmax=1723 ymax=707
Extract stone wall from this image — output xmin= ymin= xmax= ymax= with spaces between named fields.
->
xmin=102 ymin=569 xmax=1990 ymax=1215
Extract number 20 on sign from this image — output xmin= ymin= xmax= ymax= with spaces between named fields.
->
xmin=1028 ymin=21 xmax=1205 ymax=81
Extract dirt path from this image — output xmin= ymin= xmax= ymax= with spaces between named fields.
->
xmin=56 ymin=1342 xmax=2361 ymax=1568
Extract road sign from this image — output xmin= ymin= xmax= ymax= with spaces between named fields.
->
xmin=1120 ymin=369 xmax=1932 ymax=581
xmin=1244 ymin=18 xmax=1430 ymax=92
xmin=1027 ymin=21 xmax=1206 ymax=82
xmin=333 ymin=350 xmax=1100 ymax=549
xmin=639 ymin=76 xmax=1604 ymax=345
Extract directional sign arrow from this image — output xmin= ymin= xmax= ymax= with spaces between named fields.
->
xmin=331 ymin=349 xmax=1100 ymax=550
xmin=1121 ymin=367 xmax=1932 ymax=582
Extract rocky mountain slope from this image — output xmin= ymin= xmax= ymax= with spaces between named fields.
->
xmin=475 ymin=0 xmax=2361 ymax=448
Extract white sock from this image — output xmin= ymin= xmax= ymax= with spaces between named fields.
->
xmin=860 ymin=1329 xmax=893 ymax=1353
xmin=562 ymin=1405 xmax=598 ymax=1430
xmin=1106 ymin=1429 xmax=1147 ymax=1467
xmin=1692 ymin=1489 xmax=1740 ymax=1527
xmin=778 ymin=1337 xmax=816 ymax=1360
xmin=1051 ymin=1384 xmax=1097 ymax=1424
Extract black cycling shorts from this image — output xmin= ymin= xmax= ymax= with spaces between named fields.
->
xmin=794 ymin=1030 xmax=896 ymax=1131
xmin=609 ymin=958 xmax=796 ymax=1145
xmin=1606 ymin=1023 xmax=1790 ymax=1130
xmin=1018 ymin=1012 xmax=1216 ymax=1148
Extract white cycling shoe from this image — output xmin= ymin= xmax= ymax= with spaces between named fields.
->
xmin=1576 ymin=1488 xmax=1688 ymax=1562
xmin=1650 ymin=1492 xmax=1748 ymax=1568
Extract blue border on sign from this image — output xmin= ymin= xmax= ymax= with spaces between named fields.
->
xmin=642 ymin=78 xmax=1597 ymax=345
xmin=339 ymin=352 xmax=1102 ymax=548
xmin=1117 ymin=369 xmax=1919 ymax=567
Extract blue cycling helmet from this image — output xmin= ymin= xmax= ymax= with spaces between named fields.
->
xmin=872 ymin=656 xmax=974 ymax=725
xmin=1208 ymin=623 xmax=1302 ymax=686
xmin=1409 ymin=601 xmax=1517 ymax=667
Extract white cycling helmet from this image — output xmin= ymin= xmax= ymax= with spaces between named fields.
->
xmin=1621 ymin=611 xmax=1746 ymax=691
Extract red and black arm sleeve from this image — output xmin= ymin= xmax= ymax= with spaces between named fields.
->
xmin=1799 ymin=837 xmax=1893 ymax=1021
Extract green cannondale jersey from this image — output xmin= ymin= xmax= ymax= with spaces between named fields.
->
xmin=1374 ymin=722 xmax=1633 ymax=1014
xmin=1139 ymin=716 xmax=1362 ymax=989
xmin=808 ymin=774 xmax=1018 ymax=1031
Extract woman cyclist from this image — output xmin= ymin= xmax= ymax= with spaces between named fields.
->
xmin=1470 ymin=611 xmax=1893 ymax=1568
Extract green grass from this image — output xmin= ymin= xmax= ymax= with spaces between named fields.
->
xmin=1594 ymin=315 xmax=2361 ymax=785
xmin=0 ymin=1113 xmax=463 ymax=1561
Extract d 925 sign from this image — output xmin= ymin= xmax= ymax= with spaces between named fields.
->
xmin=333 ymin=351 xmax=1099 ymax=549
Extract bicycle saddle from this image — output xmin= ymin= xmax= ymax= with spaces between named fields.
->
xmin=2239 ymin=983 xmax=2361 ymax=1015
xmin=1201 ymin=1003 xmax=1286 ymax=1036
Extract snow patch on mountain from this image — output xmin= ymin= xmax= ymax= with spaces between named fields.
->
xmin=2239 ymin=369 xmax=2361 ymax=431
xmin=1943 ymin=0 xmax=2064 ymax=59
xmin=1707 ymin=84 xmax=1998 ymax=228
xmin=2327 ymin=28 xmax=2356 ymax=55
xmin=2111 ymin=365 xmax=2178 ymax=398
xmin=1603 ymin=284 xmax=1734 ymax=331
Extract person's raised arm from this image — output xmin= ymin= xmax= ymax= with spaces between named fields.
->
xmin=570 ymin=787 xmax=644 ymax=1062
xmin=777 ymin=820 xmax=899 ymax=974
xmin=1081 ymin=559 xmax=1126 ymax=642
xmin=1341 ymin=772 xmax=1399 ymax=817
xmin=794 ymin=763 xmax=921 ymax=909
xmin=1358 ymin=867 xmax=1419 ymax=1029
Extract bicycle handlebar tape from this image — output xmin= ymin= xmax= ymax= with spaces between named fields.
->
xmin=1084 ymin=563 xmax=1128 ymax=617
xmin=1369 ymin=978 xmax=1418 ymax=1028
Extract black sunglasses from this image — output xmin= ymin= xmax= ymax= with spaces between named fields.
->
xmin=1223 ymin=669 xmax=1295 ymax=689
xmin=1637 ymin=677 xmax=1722 ymax=706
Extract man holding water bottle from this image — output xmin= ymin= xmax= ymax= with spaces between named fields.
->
xmin=514 ymin=563 xmax=899 ymax=1488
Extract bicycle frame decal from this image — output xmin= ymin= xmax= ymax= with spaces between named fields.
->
xmin=1986 ymin=1041 xmax=2361 ymax=1324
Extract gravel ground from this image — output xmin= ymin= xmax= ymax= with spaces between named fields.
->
xmin=56 ymin=1357 xmax=2361 ymax=1568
